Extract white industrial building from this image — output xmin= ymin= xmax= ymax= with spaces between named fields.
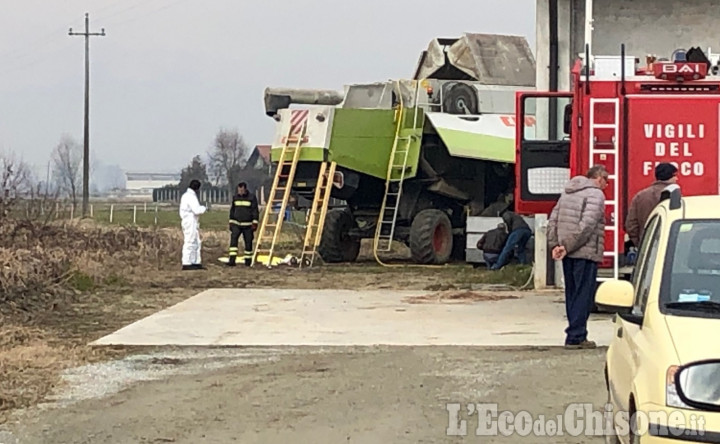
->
xmin=125 ymin=172 xmax=180 ymax=196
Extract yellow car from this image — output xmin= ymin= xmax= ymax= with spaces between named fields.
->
xmin=597 ymin=186 xmax=720 ymax=443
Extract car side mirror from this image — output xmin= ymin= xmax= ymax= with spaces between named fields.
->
xmin=675 ymin=360 xmax=720 ymax=412
xmin=595 ymin=279 xmax=634 ymax=310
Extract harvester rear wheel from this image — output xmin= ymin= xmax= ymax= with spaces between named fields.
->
xmin=318 ymin=209 xmax=361 ymax=263
xmin=409 ymin=209 xmax=453 ymax=264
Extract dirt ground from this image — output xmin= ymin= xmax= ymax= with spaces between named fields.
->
xmin=7 ymin=346 xmax=607 ymax=444
xmin=0 ymin=247 xmax=612 ymax=443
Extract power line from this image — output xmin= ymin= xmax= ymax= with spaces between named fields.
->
xmin=69 ymin=13 xmax=106 ymax=218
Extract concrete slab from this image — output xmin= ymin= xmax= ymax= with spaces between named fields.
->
xmin=92 ymin=289 xmax=615 ymax=347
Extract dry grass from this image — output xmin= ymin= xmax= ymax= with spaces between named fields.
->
xmin=0 ymin=219 xmax=197 ymax=418
xmin=0 ymin=324 xmax=79 ymax=416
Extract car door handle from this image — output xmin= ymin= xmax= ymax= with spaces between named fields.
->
xmin=617 ymin=327 xmax=623 ymax=338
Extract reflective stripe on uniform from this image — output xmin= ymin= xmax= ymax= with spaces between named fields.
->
xmin=234 ymin=200 xmax=252 ymax=207
xmin=229 ymin=220 xmax=253 ymax=226
xmin=244 ymin=251 xmax=253 ymax=259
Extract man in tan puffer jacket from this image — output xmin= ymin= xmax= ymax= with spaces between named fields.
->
xmin=547 ymin=165 xmax=608 ymax=349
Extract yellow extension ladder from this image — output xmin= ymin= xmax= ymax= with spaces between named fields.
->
xmin=252 ymin=121 xmax=307 ymax=267
xmin=372 ymin=80 xmax=420 ymax=259
xmin=300 ymin=161 xmax=337 ymax=268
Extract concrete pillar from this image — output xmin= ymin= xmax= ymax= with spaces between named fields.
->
xmin=555 ymin=260 xmax=565 ymax=289
xmin=535 ymin=0 xmax=573 ymax=141
xmin=535 ymin=0 xmax=573 ymax=92
xmin=533 ymin=214 xmax=548 ymax=289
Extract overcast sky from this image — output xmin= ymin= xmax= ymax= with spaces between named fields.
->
xmin=0 ymin=0 xmax=536 ymax=178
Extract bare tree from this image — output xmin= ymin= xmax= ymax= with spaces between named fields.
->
xmin=207 ymin=128 xmax=249 ymax=191
xmin=0 ymin=151 xmax=31 ymax=221
xmin=51 ymin=134 xmax=83 ymax=207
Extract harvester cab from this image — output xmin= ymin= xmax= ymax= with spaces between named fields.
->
xmin=514 ymin=43 xmax=720 ymax=283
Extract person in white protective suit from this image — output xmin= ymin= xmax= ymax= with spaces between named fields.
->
xmin=179 ymin=179 xmax=207 ymax=270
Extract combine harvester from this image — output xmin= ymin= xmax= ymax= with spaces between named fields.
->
xmin=253 ymin=33 xmax=537 ymax=267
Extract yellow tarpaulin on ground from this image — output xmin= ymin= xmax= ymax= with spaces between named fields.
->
xmin=218 ymin=254 xmax=293 ymax=266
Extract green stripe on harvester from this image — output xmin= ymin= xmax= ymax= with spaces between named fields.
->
xmin=432 ymin=129 xmax=515 ymax=163
xmin=426 ymin=112 xmax=528 ymax=164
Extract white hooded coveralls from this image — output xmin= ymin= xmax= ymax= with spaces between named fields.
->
xmin=179 ymin=188 xmax=207 ymax=265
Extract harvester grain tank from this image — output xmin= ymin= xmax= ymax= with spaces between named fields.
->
xmin=264 ymin=33 xmax=537 ymax=265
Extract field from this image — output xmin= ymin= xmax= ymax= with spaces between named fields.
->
xmin=32 ymin=201 xmax=308 ymax=232
xmin=0 ymin=210 xmax=535 ymax=425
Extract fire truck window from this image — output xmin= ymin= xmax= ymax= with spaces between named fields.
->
xmin=563 ymin=103 xmax=572 ymax=135
xmin=522 ymin=97 xmax=571 ymax=142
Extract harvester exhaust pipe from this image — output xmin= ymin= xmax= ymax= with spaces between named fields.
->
xmin=264 ymin=87 xmax=344 ymax=117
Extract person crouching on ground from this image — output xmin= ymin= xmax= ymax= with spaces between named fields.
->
xmin=179 ymin=179 xmax=207 ymax=270
xmin=547 ymin=165 xmax=608 ymax=349
xmin=490 ymin=211 xmax=532 ymax=270
xmin=476 ymin=223 xmax=508 ymax=269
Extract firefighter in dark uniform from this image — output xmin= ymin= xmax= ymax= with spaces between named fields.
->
xmin=227 ymin=182 xmax=259 ymax=266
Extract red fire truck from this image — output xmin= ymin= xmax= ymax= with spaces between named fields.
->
xmin=514 ymin=45 xmax=720 ymax=282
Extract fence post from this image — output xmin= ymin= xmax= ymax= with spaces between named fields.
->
xmin=154 ymin=205 xmax=158 ymax=225
xmin=133 ymin=205 xmax=137 ymax=224
xmin=70 ymin=204 xmax=74 ymax=220
xmin=144 ymin=202 xmax=147 ymax=213
xmin=55 ymin=202 xmax=59 ymax=219
xmin=90 ymin=204 xmax=94 ymax=218
xmin=110 ymin=204 xmax=114 ymax=223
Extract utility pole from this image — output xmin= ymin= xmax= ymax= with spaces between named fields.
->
xmin=69 ymin=13 xmax=105 ymax=217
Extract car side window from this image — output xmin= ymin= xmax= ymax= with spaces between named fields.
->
xmin=631 ymin=216 xmax=657 ymax=290
xmin=632 ymin=215 xmax=662 ymax=314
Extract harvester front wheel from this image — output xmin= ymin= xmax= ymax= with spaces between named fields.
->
xmin=318 ymin=209 xmax=361 ymax=263
xmin=409 ymin=209 xmax=453 ymax=264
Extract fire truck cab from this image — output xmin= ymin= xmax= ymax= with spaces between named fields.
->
xmin=515 ymin=44 xmax=720 ymax=282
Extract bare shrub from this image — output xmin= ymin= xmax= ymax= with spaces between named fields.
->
xmin=0 ymin=151 xmax=31 ymax=223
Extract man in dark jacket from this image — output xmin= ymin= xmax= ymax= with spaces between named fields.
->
xmin=625 ymin=163 xmax=678 ymax=247
xmin=477 ymin=223 xmax=508 ymax=269
xmin=490 ymin=211 xmax=533 ymax=270
xmin=227 ymin=182 xmax=259 ymax=266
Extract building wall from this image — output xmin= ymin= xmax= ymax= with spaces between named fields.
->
xmin=573 ymin=0 xmax=720 ymax=61
xmin=537 ymin=0 xmax=720 ymax=94
xmin=126 ymin=180 xmax=177 ymax=192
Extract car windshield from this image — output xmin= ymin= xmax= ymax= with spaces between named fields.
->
xmin=661 ymin=220 xmax=720 ymax=317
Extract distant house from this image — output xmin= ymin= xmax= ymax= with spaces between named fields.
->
xmin=245 ymin=145 xmax=271 ymax=173
xmin=125 ymin=172 xmax=180 ymax=196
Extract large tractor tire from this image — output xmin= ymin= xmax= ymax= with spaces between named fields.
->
xmin=318 ymin=209 xmax=361 ymax=263
xmin=409 ymin=209 xmax=453 ymax=264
